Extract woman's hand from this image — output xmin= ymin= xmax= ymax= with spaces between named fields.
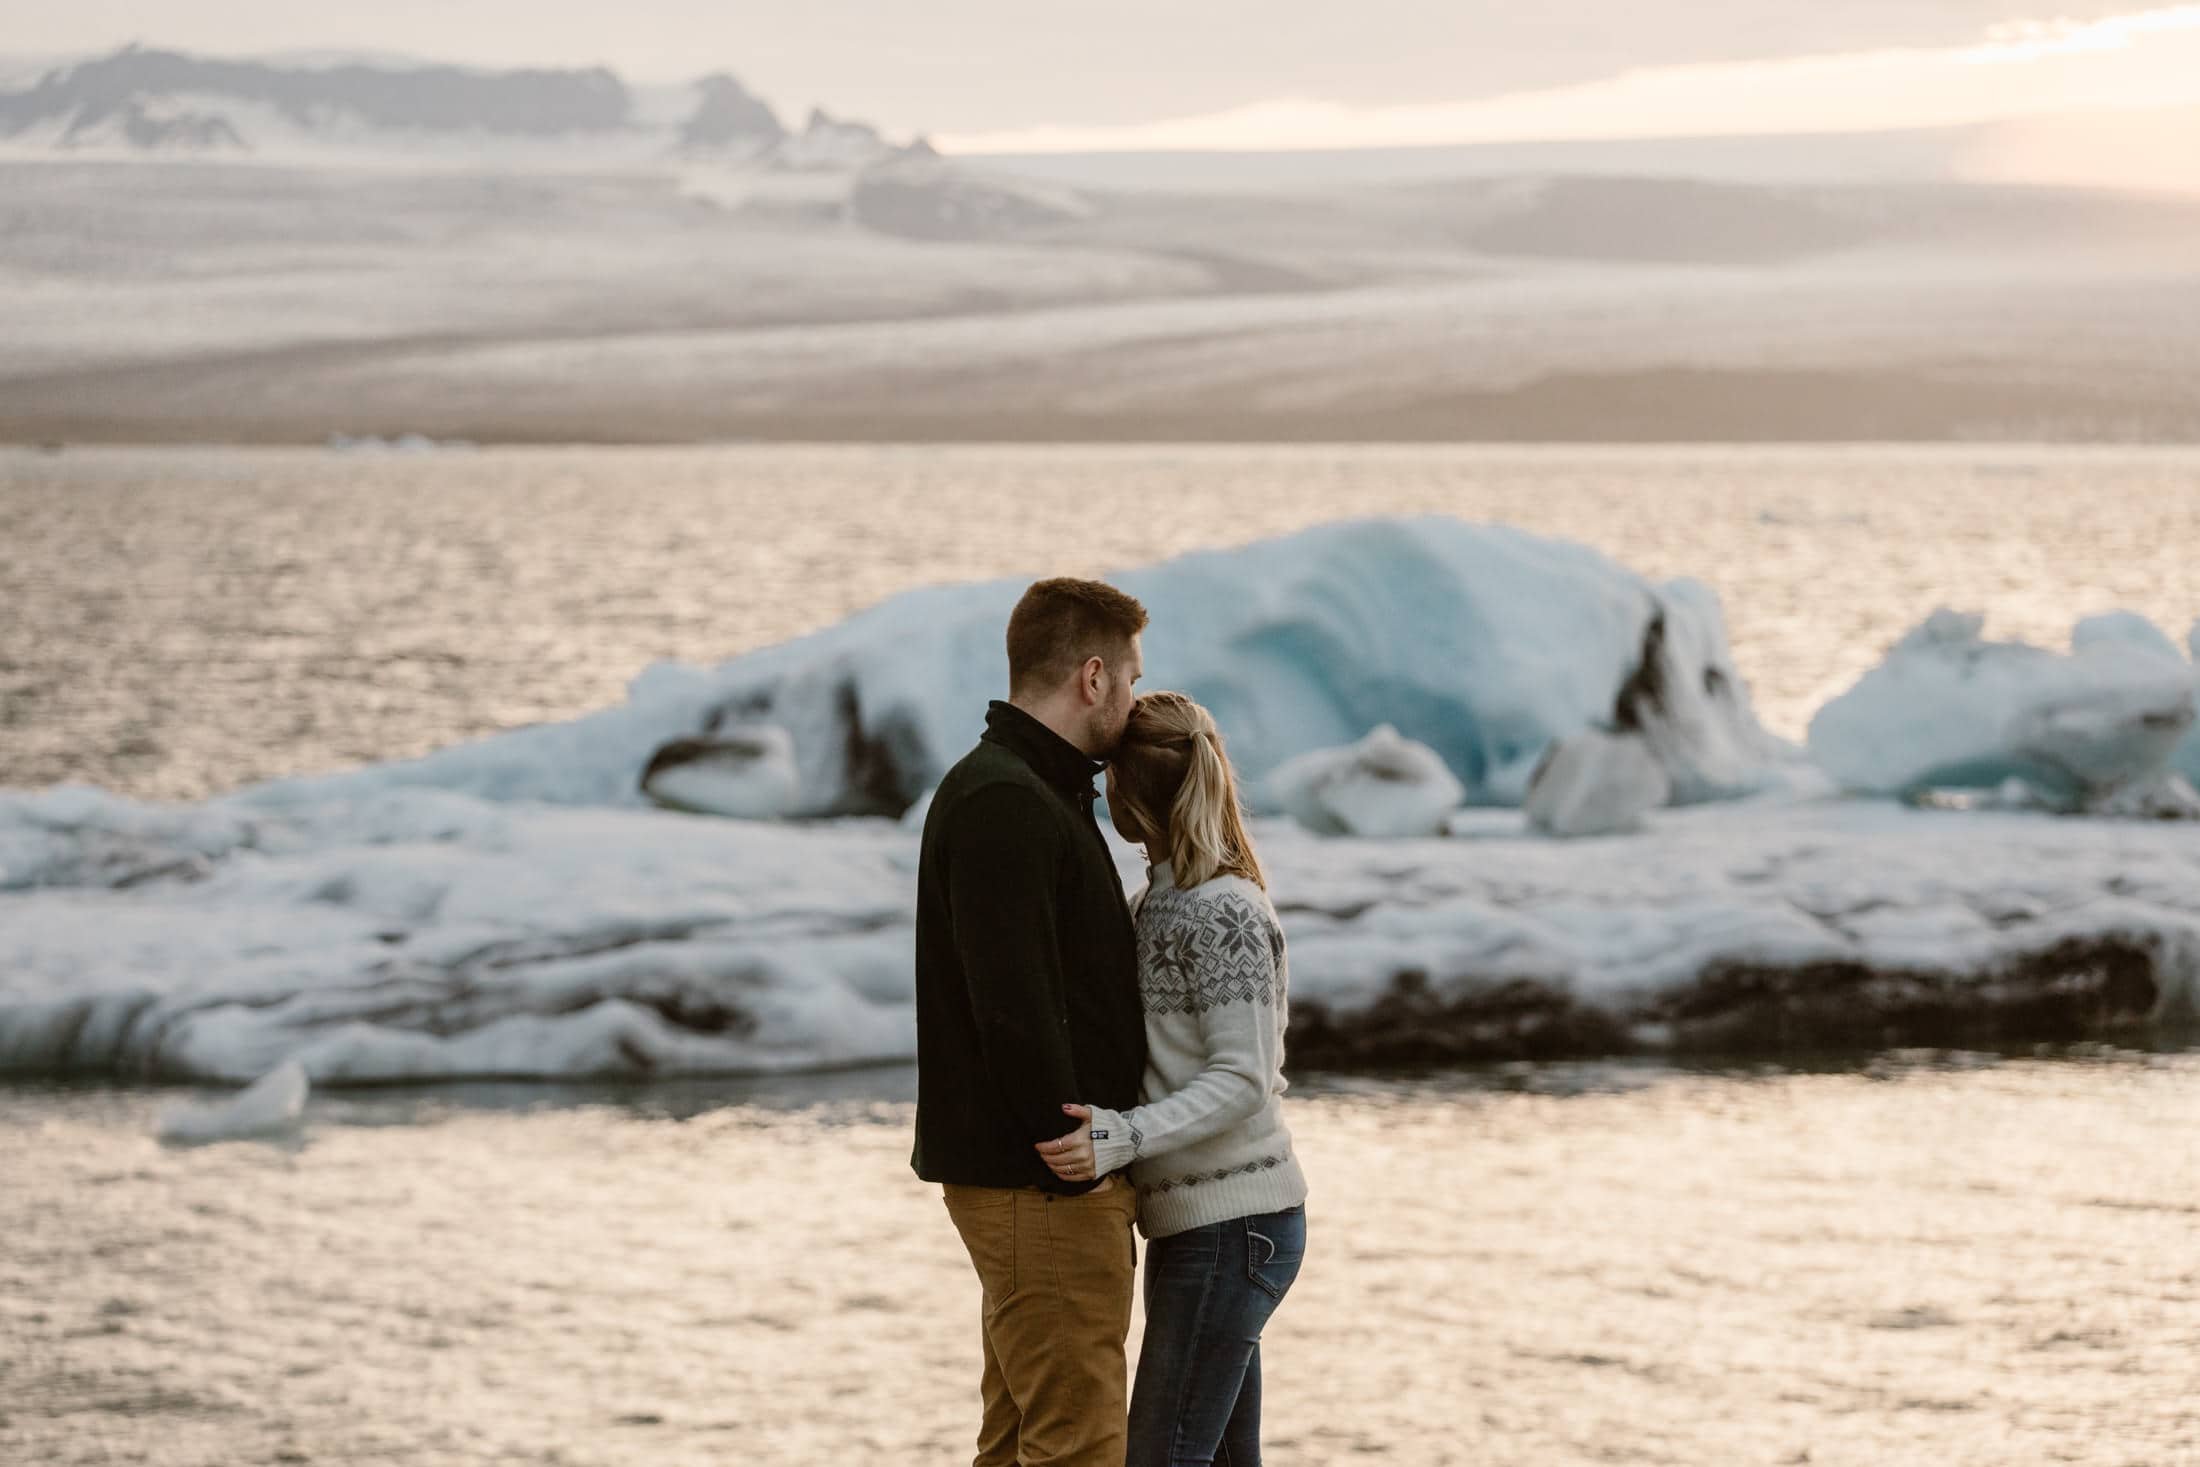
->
xmin=1035 ymin=1102 xmax=1099 ymax=1183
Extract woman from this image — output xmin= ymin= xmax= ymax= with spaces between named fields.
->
xmin=1035 ymin=690 xmax=1308 ymax=1467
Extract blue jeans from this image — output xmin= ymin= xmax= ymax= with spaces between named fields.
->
xmin=1127 ymin=1205 xmax=1307 ymax=1467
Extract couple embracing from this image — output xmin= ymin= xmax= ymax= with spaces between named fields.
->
xmin=912 ymin=576 xmax=1309 ymax=1467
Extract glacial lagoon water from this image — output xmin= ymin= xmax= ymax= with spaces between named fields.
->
xmin=5 ymin=443 xmax=2200 ymax=1464
xmin=6 ymin=1053 xmax=2198 ymax=1466
xmin=5 ymin=443 xmax=2198 ymax=800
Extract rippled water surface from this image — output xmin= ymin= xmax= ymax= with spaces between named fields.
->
xmin=6 ymin=1052 xmax=2198 ymax=1466
xmin=5 ymin=443 xmax=2198 ymax=798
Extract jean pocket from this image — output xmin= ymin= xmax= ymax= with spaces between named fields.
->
xmin=1244 ymin=1211 xmax=1305 ymax=1303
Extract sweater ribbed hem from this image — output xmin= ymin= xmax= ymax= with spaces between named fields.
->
xmin=1134 ymin=1154 xmax=1308 ymax=1239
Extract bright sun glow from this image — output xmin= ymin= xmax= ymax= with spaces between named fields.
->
xmin=937 ymin=4 xmax=2200 ymax=159
xmin=1967 ymin=3 xmax=2200 ymax=60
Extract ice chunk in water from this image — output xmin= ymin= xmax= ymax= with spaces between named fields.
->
xmin=1524 ymin=729 xmax=1672 ymax=837
xmin=154 ymin=1059 xmax=309 ymax=1144
xmin=1268 ymin=725 xmax=1465 ymax=838
xmin=1807 ymin=609 xmax=2197 ymax=809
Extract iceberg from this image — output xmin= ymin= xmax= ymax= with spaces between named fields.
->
xmin=1807 ymin=609 xmax=2199 ymax=810
xmin=1522 ymin=729 xmax=1671 ymax=837
xmin=1268 ymin=725 xmax=1465 ymax=838
xmin=3 ymin=784 xmax=2194 ymax=1086
xmin=2072 ymin=609 xmax=2188 ymax=663
xmin=0 ymin=781 xmax=258 ymax=892
xmin=2179 ymin=620 xmax=2200 ymax=790
xmin=0 ymin=783 xmax=924 ymax=1084
xmin=154 ymin=1059 xmax=309 ymax=1144
xmin=639 ymin=727 xmax=801 ymax=819
xmin=9 ymin=518 xmax=2196 ymax=1089
xmin=220 ymin=516 xmax=1798 ymax=824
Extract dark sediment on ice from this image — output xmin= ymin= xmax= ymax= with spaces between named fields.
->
xmin=1285 ymin=934 xmax=2173 ymax=1068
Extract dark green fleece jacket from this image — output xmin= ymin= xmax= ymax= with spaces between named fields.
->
xmin=909 ymin=699 xmax=1145 ymax=1194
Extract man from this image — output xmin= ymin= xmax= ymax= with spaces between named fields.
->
xmin=912 ymin=576 xmax=1151 ymax=1467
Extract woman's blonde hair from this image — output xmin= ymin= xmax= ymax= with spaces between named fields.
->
xmin=1108 ymin=691 xmax=1267 ymax=890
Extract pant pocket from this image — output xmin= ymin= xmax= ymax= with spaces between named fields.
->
xmin=1244 ymin=1210 xmax=1305 ymax=1303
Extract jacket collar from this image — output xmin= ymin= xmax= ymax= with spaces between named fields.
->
xmin=981 ymin=699 xmax=1106 ymax=800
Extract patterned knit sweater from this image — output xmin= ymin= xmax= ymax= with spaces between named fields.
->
xmin=1084 ymin=861 xmax=1308 ymax=1239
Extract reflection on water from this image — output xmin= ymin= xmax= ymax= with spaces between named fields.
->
xmin=5 ymin=443 xmax=2198 ymax=799
xmin=7 ymin=1048 xmax=2197 ymax=1466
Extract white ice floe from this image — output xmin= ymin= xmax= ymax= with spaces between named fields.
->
xmin=3 ymin=780 xmax=2196 ymax=1085
xmin=154 ymin=1059 xmax=309 ymax=1143
xmin=0 ymin=785 xmax=922 ymax=1083
xmin=325 ymin=433 xmax=475 ymax=454
xmin=638 ymin=726 xmax=801 ymax=819
xmin=1808 ymin=609 xmax=2199 ymax=810
xmin=218 ymin=517 xmax=1800 ymax=823
xmin=0 ymin=781 xmax=258 ymax=892
xmin=1522 ymin=729 xmax=1671 ymax=837
xmin=1268 ymin=725 xmax=1465 ymax=838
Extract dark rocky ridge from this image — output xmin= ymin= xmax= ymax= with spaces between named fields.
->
xmin=0 ymin=44 xmax=632 ymax=138
xmin=679 ymin=73 xmax=784 ymax=150
xmin=63 ymin=100 xmax=247 ymax=151
xmin=0 ymin=45 xmax=910 ymax=172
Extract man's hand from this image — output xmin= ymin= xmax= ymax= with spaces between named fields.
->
xmin=1035 ymin=1102 xmax=1099 ymax=1183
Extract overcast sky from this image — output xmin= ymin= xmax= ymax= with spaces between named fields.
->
xmin=8 ymin=1 xmax=2199 ymax=148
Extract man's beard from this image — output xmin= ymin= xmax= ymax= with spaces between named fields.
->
xmin=1090 ymin=703 xmax=1129 ymax=759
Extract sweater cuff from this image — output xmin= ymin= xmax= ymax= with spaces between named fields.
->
xmin=1084 ymin=1105 xmax=1140 ymax=1177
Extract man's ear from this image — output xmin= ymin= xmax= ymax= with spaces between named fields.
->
xmin=1080 ymin=654 xmax=1106 ymax=705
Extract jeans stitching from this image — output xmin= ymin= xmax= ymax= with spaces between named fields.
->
xmin=1246 ymin=1219 xmax=1284 ymax=1302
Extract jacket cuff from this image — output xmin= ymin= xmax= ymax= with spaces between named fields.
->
xmin=1084 ymin=1105 xmax=1140 ymax=1177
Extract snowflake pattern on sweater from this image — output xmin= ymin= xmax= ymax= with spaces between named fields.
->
xmin=1136 ymin=884 xmax=1289 ymax=1015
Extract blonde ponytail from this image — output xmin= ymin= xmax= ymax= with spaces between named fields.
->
xmin=1109 ymin=693 xmax=1267 ymax=890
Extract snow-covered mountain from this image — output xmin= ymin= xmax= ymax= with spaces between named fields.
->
xmin=0 ymin=45 xmax=629 ymax=146
xmin=677 ymin=73 xmax=785 ymax=157
xmin=0 ymin=43 xmax=924 ymax=172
